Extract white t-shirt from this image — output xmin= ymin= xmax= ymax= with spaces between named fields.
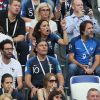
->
xmin=0 ymin=57 xmax=22 ymax=88
xmin=30 ymin=19 xmax=57 ymax=33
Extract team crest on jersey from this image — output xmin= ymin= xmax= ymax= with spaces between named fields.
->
xmin=90 ymin=47 xmax=93 ymax=51
xmin=10 ymin=67 xmax=15 ymax=72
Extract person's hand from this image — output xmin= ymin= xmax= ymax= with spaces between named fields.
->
xmin=60 ymin=18 xmax=66 ymax=31
xmin=30 ymin=87 xmax=37 ymax=98
xmin=31 ymin=36 xmax=36 ymax=47
xmin=58 ymin=87 xmax=65 ymax=96
xmin=8 ymin=86 xmax=13 ymax=94
xmin=80 ymin=64 xmax=89 ymax=69
xmin=84 ymin=68 xmax=94 ymax=74
xmin=88 ymin=9 xmax=94 ymax=18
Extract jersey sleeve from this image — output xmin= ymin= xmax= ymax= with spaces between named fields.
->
xmin=25 ymin=57 xmax=34 ymax=74
xmin=50 ymin=33 xmax=60 ymax=43
xmin=16 ymin=61 xmax=23 ymax=77
xmin=70 ymin=39 xmax=76 ymax=53
xmin=51 ymin=57 xmax=62 ymax=73
xmin=20 ymin=1 xmax=27 ymax=17
xmin=94 ymin=39 xmax=100 ymax=55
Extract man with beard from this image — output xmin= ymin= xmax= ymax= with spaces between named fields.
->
xmin=68 ymin=20 xmax=100 ymax=77
xmin=67 ymin=20 xmax=100 ymax=96
xmin=0 ymin=39 xmax=23 ymax=90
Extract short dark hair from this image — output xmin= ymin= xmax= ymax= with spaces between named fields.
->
xmin=34 ymin=39 xmax=48 ymax=55
xmin=48 ymin=88 xmax=63 ymax=100
xmin=87 ymin=88 xmax=100 ymax=98
xmin=9 ymin=0 xmax=21 ymax=4
xmin=1 ymin=73 xmax=13 ymax=84
xmin=0 ymin=39 xmax=13 ymax=50
xmin=80 ymin=20 xmax=93 ymax=35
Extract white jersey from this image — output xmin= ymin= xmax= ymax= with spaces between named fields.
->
xmin=0 ymin=57 xmax=22 ymax=88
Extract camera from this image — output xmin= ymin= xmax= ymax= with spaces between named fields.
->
xmin=84 ymin=7 xmax=90 ymax=15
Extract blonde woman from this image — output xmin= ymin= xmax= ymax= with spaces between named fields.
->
xmin=29 ymin=2 xmax=57 ymax=40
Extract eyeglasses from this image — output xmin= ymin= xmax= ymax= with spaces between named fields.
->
xmin=49 ymin=79 xmax=57 ymax=83
xmin=40 ymin=9 xmax=50 ymax=12
xmin=55 ymin=95 xmax=63 ymax=99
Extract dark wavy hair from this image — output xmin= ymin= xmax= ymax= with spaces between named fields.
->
xmin=32 ymin=19 xmax=49 ymax=41
xmin=0 ymin=39 xmax=13 ymax=50
xmin=80 ymin=20 xmax=93 ymax=35
xmin=48 ymin=88 xmax=64 ymax=100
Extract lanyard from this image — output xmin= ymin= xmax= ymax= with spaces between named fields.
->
xmin=6 ymin=18 xmax=18 ymax=37
xmin=37 ymin=56 xmax=52 ymax=75
xmin=31 ymin=0 xmax=35 ymax=11
xmin=2 ymin=88 xmax=4 ymax=94
xmin=81 ymin=39 xmax=91 ymax=57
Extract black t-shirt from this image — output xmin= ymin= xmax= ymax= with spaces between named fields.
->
xmin=0 ymin=11 xmax=26 ymax=38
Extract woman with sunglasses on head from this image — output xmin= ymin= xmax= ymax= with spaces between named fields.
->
xmin=37 ymin=73 xmax=58 ymax=100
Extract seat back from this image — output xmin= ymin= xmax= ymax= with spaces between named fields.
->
xmin=70 ymin=75 xmax=100 ymax=100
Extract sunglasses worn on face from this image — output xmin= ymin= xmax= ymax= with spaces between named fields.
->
xmin=49 ymin=80 xmax=57 ymax=83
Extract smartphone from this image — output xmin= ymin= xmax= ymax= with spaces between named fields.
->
xmin=84 ymin=7 xmax=90 ymax=15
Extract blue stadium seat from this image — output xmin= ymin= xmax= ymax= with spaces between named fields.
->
xmin=70 ymin=75 xmax=100 ymax=100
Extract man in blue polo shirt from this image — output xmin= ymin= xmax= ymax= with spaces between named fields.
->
xmin=25 ymin=40 xmax=64 ymax=99
xmin=68 ymin=20 xmax=100 ymax=78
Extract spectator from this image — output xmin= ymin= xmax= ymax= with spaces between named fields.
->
xmin=0 ymin=74 xmax=24 ymax=100
xmin=32 ymin=19 xmax=68 ymax=56
xmin=37 ymin=73 xmax=58 ymax=100
xmin=48 ymin=88 xmax=64 ymax=100
xmin=68 ymin=20 xmax=100 ymax=82
xmin=0 ymin=0 xmax=29 ymax=65
xmin=87 ymin=88 xmax=100 ymax=100
xmin=21 ymin=0 xmax=41 ymax=22
xmin=25 ymin=40 xmax=64 ymax=99
xmin=0 ymin=26 xmax=17 ymax=58
xmin=0 ymin=39 xmax=23 ymax=90
xmin=66 ymin=0 xmax=100 ymax=41
xmin=0 ymin=93 xmax=13 ymax=100
xmin=20 ymin=0 xmax=43 ymax=33
xmin=29 ymin=2 xmax=58 ymax=40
